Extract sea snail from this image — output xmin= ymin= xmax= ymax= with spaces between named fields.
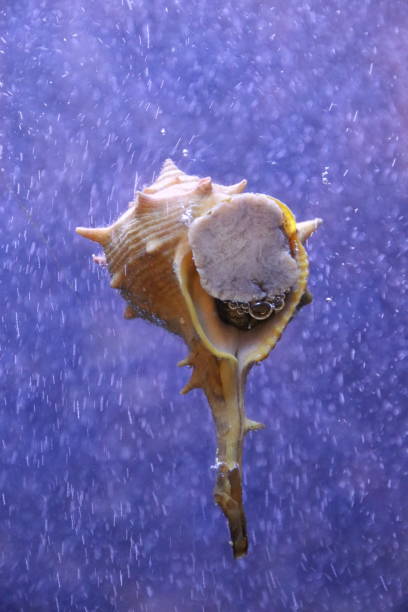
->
xmin=76 ymin=159 xmax=321 ymax=557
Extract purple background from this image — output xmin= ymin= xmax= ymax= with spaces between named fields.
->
xmin=2 ymin=1 xmax=408 ymax=610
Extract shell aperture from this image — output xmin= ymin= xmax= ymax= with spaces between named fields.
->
xmin=76 ymin=159 xmax=321 ymax=557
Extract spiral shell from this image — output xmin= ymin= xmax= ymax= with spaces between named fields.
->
xmin=76 ymin=159 xmax=321 ymax=557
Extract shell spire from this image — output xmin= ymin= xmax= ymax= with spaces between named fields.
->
xmin=143 ymin=158 xmax=188 ymax=194
xmin=161 ymin=157 xmax=181 ymax=175
xmin=76 ymin=159 xmax=321 ymax=558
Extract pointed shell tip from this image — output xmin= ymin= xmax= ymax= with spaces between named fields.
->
xmin=123 ymin=304 xmax=138 ymax=319
xmin=244 ymin=418 xmax=266 ymax=433
xmin=75 ymin=226 xmax=110 ymax=245
xmin=297 ymin=218 xmax=323 ymax=243
xmin=228 ymin=179 xmax=247 ymax=194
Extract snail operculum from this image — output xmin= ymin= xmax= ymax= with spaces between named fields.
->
xmin=188 ymin=192 xmax=303 ymax=333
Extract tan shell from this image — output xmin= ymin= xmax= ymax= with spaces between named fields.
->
xmin=76 ymin=159 xmax=321 ymax=557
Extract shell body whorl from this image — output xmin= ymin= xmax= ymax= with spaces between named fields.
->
xmin=76 ymin=158 xmax=321 ymax=557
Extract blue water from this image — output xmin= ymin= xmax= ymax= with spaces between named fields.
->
xmin=2 ymin=1 xmax=408 ymax=610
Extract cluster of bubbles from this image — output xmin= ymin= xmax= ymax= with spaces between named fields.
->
xmin=226 ymin=294 xmax=286 ymax=321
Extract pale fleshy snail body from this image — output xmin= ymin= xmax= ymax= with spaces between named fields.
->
xmin=76 ymin=159 xmax=321 ymax=557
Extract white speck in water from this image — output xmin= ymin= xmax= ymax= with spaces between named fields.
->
xmin=321 ymin=166 xmax=331 ymax=185
xmin=160 ymin=128 xmax=167 ymax=135
xmin=182 ymin=148 xmax=189 ymax=157
xmin=380 ymin=575 xmax=388 ymax=591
